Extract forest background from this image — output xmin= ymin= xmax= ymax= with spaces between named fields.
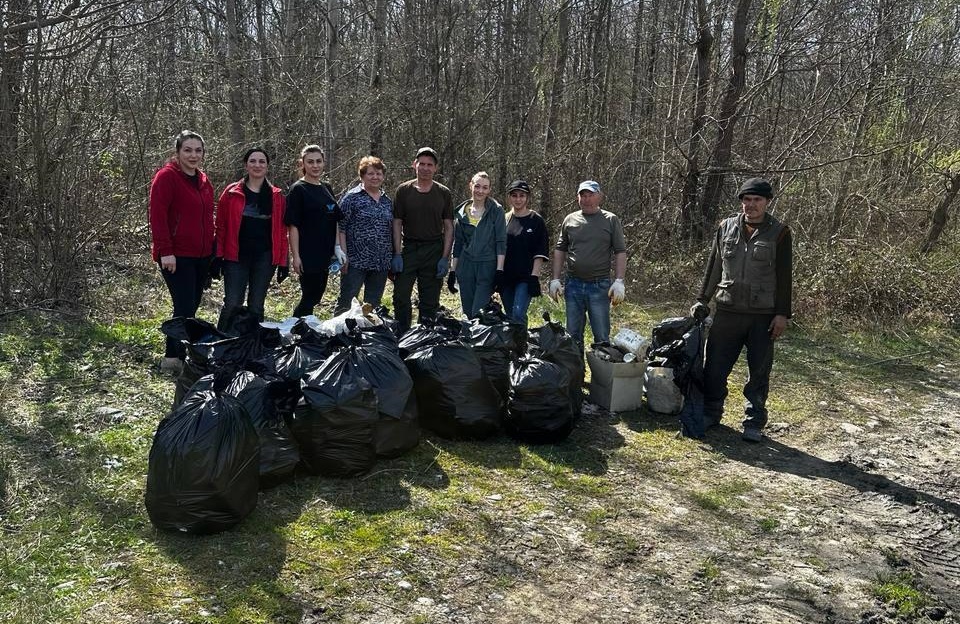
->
xmin=0 ymin=0 xmax=959 ymax=323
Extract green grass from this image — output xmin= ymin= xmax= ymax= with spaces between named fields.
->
xmin=2 ymin=278 xmax=958 ymax=622
xmin=873 ymin=571 xmax=927 ymax=617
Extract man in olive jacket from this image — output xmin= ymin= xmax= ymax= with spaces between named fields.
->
xmin=690 ymin=178 xmax=793 ymax=443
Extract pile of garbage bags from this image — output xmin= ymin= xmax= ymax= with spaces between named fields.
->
xmin=145 ymin=302 xmax=584 ymax=534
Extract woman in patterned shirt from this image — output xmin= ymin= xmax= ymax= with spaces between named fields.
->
xmin=335 ymin=156 xmax=394 ymax=312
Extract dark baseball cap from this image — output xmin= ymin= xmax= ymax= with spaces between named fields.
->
xmin=506 ymin=180 xmax=531 ymax=194
xmin=415 ymin=147 xmax=439 ymax=162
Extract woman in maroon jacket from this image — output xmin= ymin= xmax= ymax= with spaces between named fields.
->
xmin=214 ymin=147 xmax=288 ymax=329
xmin=149 ymin=130 xmax=215 ymax=373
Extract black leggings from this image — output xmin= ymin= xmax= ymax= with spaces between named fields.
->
xmin=159 ymin=256 xmax=210 ymax=357
xmin=292 ymin=270 xmax=330 ymax=317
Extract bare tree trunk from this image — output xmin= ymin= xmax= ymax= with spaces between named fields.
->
xmin=679 ymin=0 xmax=713 ymax=242
xmin=225 ymin=0 xmax=245 ymax=150
xmin=539 ymin=0 xmax=571 ymax=222
xmin=368 ymin=0 xmax=387 ymax=156
xmin=324 ymin=0 xmax=340 ymax=170
xmin=920 ymin=171 xmax=960 ymax=253
xmin=0 ymin=0 xmax=30 ymax=303
xmin=254 ymin=0 xmax=272 ymax=140
xmin=698 ymin=0 xmax=752 ymax=234
xmin=496 ymin=0 xmax=515 ymax=187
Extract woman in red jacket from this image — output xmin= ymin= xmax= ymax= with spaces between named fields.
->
xmin=149 ymin=130 xmax=215 ymax=373
xmin=214 ymin=147 xmax=288 ymax=329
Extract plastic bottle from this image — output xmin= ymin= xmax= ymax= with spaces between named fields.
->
xmin=329 ymin=259 xmax=341 ymax=274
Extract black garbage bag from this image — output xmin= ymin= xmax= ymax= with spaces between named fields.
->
xmin=463 ymin=312 xmax=528 ymax=402
xmin=207 ymin=371 xmax=300 ymax=487
xmin=218 ymin=306 xmax=262 ymax=336
xmin=405 ymin=341 xmax=502 ymax=439
xmin=333 ymin=337 xmax=420 ymax=458
xmin=145 ymin=369 xmax=260 ymax=534
xmin=650 ymin=316 xmax=696 ymax=351
xmin=373 ymin=305 xmax=402 ymax=338
xmin=163 ymin=316 xmax=273 ymax=408
xmin=288 ymin=349 xmax=378 ymax=477
xmin=528 ymin=313 xmax=584 ymax=417
xmin=505 ymin=356 xmax=574 ymax=444
xmin=160 ymin=316 xmax=228 ymax=345
xmin=647 ymin=316 xmax=706 ymax=438
xmin=255 ymin=337 xmax=333 ymax=415
xmin=397 ymin=313 xmax=466 ymax=358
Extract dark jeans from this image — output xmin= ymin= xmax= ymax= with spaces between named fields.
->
xmin=392 ymin=240 xmax=442 ymax=332
xmin=564 ymin=276 xmax=612 ymax=351
xmin=293 ymin=270 xmax=330 ymax=317
xmin=703 ymin=310 xmax=776 ymax=431
xmin=335 ymin=265 xmax=389 ymax=314
xmin=159 ymin=256 xmax=210 ymax=358
xmin=220 ymin=250 xmax=273 ymax=328
xmin=499 ymin=279 xmax=534 ymax=325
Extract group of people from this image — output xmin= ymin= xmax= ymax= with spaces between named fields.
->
xmin=150 ymin=131 xmax=793 ymax=444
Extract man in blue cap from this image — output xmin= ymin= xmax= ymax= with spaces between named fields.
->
xmin=549 ymin=180 xmax=627 ymax=352
xmin=690 ymin=177 xmax=793 ymax=442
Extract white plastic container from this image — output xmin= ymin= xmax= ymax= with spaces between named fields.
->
xmin=613 ymin=328 xmax=649 ymax=358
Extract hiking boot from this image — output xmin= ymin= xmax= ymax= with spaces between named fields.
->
xmin=741 ymin=427 xmax=763 ymax=443
xmin=160 ymin=357 xmax=183 ymax=376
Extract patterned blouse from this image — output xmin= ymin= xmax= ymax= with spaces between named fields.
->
xmin=339 ymin=184 xmax=394 ymax=272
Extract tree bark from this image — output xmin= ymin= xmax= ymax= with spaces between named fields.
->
xmin=225 ymin=0 xmax=245 ymax=150
xmin=698 ymin=0 xmax=752 ymax=234
xmin=539 ymin=0 xmax=572 ymax=222
xmin=368 ymin=0 xmax=387 ymax=156
xmin=679 ymin=0 xmax=714 ymax=242
xmin=324 ymin=0 xmax=340 ymax=170
xmin=920 ymin=171 xmax=960 ymax=253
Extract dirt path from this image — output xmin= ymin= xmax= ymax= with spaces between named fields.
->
xmin=333 ymin=361 xmax=960 ymax=624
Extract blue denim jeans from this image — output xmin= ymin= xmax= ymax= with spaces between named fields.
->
xmin=335 ymin=265 xmax=389 ymax=313
xmin=703 ymin=310 xmax=775 ymax=431
xmin=500 ymin=280 xmax=533 ymax=325
xmin=221 ymin=250 xmax=273 ymax=326
xmin=564 ymin=277 xmax=611 ymax=351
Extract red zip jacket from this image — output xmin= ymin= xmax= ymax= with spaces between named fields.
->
xmin=215 ymin=180 xmax=288 ymax=267
xmin=149 ymin=160 xmax=215 ymax=260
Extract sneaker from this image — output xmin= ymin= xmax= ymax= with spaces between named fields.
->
xmin=160 ymin=357 xmax=183 ymax=376
xmin=741 ymin=427 xmax=763 ymax=443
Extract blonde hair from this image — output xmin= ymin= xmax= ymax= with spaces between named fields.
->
xmin=470 ymin=171 xmax=491 ymax=190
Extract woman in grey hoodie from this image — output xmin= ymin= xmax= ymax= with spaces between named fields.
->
xmin=447 ymin=171 xmax=507 ymax=318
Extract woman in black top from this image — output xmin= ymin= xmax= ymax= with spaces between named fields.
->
xmin=499 ymin=180 xmax=549 ymax=325
xmin=285 ymin=145 xmax=343 ymax=317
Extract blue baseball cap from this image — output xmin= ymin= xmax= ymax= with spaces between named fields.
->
xmin=577 ymin=180 xmax=601 ymax=194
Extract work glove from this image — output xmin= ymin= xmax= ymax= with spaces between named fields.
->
xmin=493 ymin=270 xmax=505 ymax=293
xmin=334 ymin=245 xmax=347 ymax=265
xmin=208 ymin=257 xmax=223 ymax=280
xmin=548 ymin=279 xmax=564 ymax=302
xmin=436 ymin=256 xmax=450 ymax=279
xmin=276 ymin=265 xmax=289 ymax=284
xmin=391 ymin=254 xmax=404 ymax=274
xmin=526 ymin=275 xmax=542 ymax=298
xmin=690 ymin=301 xmax=710 ymax=321
xmin=608 ymin=278 xmax=625 ymax=305
xmin=447 ymin=271 xmax=458 ymax=294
